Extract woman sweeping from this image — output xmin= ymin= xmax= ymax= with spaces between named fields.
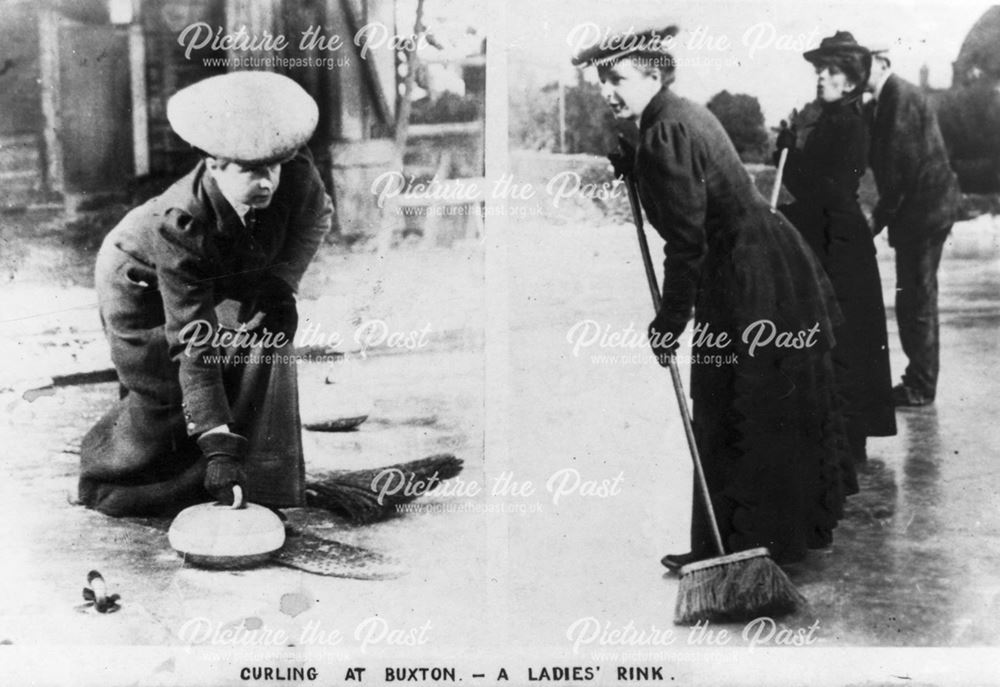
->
xmin=573 ymin=27 xmax=857 ymax=567
xmin=778 ymin=32 xmax=897 ymax=464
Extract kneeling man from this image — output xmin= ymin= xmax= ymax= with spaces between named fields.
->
xmin=79 ymin=72 xmax=332 ymax=515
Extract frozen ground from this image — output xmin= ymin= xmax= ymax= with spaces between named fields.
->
xmin=0 ymin=219 xmax=490 ymax=659
xmin=503 ymin=213 xmax=1000 ymax=651
xmin=0 ymin=209 xmax=998 ymax=683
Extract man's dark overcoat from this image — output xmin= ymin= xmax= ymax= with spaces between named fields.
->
xmin=865 ymin=73 xmax=963 ymax=400
xmin=866 ymin=73 xmax=961 ymax=245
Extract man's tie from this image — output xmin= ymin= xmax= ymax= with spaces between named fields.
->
xmin=245 ymin=208 xmax=258 ymax=231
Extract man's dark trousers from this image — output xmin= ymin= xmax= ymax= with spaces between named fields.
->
xmin=895 ymin=232 xmax=948 ymax=399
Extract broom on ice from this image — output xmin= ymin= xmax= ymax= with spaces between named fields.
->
xmin=617 ymin=154 xmax=805 ymax=625
xmin=305 ymin=454 xmax=464 ymax=524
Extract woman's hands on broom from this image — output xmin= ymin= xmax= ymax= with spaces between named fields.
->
xmin=648 ymin=313 xmax=681 ymax=367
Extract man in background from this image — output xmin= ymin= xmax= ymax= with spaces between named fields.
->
xmin=865 ymin=46 xmax=962 ymax=407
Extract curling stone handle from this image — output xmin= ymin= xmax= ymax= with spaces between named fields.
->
xmin=231 ymin=485 xmax=245 ymax=510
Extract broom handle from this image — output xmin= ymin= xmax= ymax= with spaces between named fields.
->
xmin=623 ymin=176 xmax=727 ymax=557
xmin=769 ymin=148 xmax=788 ymax=209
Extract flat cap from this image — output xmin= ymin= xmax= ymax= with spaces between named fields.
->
xmin=167 ymin=71 xmax=319 ymax=165
xmin=571 ymin=24 xmax=678 ymax=67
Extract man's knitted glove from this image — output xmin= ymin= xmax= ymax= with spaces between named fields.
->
xmin=198 ymin=431 xmax=249 ymax=506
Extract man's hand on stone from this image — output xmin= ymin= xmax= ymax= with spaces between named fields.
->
xmin=198 ymin=430 xmax=249 ymax=505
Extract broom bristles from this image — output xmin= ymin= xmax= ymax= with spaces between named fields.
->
xmin=305 ymin=454 xmax=463 ymax=524
xmin=674 ymin=548 xmax=806 ymax=625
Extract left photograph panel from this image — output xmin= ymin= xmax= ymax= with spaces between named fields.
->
xmin=0 ymin=0 xmax=487 ymax=669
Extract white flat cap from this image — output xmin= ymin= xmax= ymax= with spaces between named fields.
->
xmin=167 ymin=71 xmax=319 ymax=165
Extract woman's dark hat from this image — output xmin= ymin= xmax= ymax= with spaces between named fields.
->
xmin=803 ymin=30 xmax=871 ymax=62
xmin=571 ymin=24 xmax=679 ymax=67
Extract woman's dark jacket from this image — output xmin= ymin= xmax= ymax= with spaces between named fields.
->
xmin=634 ymin=88 xmax=856 ymax=563
xmin=780 ymin=95 xmax=897 ymax=440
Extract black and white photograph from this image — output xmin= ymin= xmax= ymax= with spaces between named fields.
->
xmin=0 ymin=0 xmax=998 ymax=684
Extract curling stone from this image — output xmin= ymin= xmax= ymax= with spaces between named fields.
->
xmin=168 ymin=486 xmax=285 ymax=569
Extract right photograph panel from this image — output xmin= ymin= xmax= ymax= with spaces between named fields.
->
xmin=501 ymin=0 xmax=1000 ymax=672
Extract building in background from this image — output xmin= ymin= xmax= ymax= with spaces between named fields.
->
xmin=0 ymin=0 xmax=485 ymax=244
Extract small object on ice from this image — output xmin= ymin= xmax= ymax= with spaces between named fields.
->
xmin=279 ymin=592 xmax=313 ymax=617
xmin=22 ymin=387 xmax=56 ymax=402
xmin=81 ymin=570 xmax=121 ymax=613
xmin=303 ymin=415 xmax=368 ymax=432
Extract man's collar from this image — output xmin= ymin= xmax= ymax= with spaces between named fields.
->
xmin=872 ymin=69 xmax=893 ymax=101
xmin=219 ymin=192 xmax=251 ymax=226
xmin=202 ymin=170 xmax=250 ymax=234
xmin=230 ymin=200 xmax=251 ymax=225
xmin=205 ymin=170 xmax=251 ymax=225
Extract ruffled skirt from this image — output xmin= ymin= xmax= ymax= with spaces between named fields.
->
xmin=685 ymin=203 xmax=856 ymax=564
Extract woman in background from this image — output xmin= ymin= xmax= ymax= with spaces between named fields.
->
xmin=778 ymin=31 xmax=897 ymax=464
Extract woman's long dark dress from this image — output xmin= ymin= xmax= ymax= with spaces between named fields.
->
xmin=635 ymin=88 xmax=857 ymax=564
xmin=780 ymin=96 xmax=897 ymax=460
